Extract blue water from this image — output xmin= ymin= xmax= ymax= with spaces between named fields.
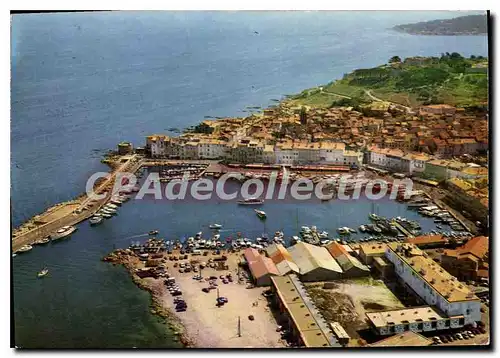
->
xmin=11 ymin=11 xmax=488 ymax=348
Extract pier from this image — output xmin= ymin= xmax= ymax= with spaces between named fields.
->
xmin=391 ymin=221 xmax=414 ymax=238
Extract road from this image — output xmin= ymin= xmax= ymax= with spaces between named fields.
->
xmin=364 ymin=90 xmax=412 ymax=112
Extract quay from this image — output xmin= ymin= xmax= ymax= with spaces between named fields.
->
xmin=12 ymin=155 xmax=144 ymax=252
xmin=391 ymin=221 xmax=414 ymax=238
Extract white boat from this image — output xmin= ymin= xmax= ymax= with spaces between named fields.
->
xmin=195 ymin=232 xmax=202 ymax=239
xmin=37 ymin=268 xmax=49 ymax=278
xmin=89 ymin=216 xmax=103 ymax=226
xmin=17 ymin=244 xmax=33 ymax=253
xmin=35 ymin=237 xmax=51 ymax=245
xmin=101 ymin=212 xmax=113 ymax=219
xmin=254 ymin=209 xmax=267 ymax=219
xmin=237 ymin=197 xmax=264 ymax=205
xmin=50 ymin=226 xmax=77 ymax=241
xmin=318 ymin=231 xmax=329 ymax=239
xmin=337 ymin=227 xmax=351 ymax=235
xmin=105 ymin=203 xmax=118 ymax=209
xmin=102 ymin=208 xmax=117 ymax=215
xmin=209 ymin=224 xmax=222 ymax=229
xmin=301 ymin=226 xmax=311 ymax=232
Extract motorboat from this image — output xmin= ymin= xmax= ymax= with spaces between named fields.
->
xmin=369 ymin=213 xmax=381 ymax=221
xmin=237 ymin=197 xmax=264 ymax=205
xmin=35 ymin=237 xmax=51 ymax=245
xmin=90 ymin=216 xmax=103 ymax=226
xmin=149 ymin=230 xmax=159 ymax=236
xmin=209 ymin=224 xmax=222 ymax=229
xmin=318 ymin=231 xmax=329 ymax=239
xmin=337 ymin=227 xmax=352 ymax=235
xmin=17 ymin=244 xmax=33 ymax=253
xmin=359 ymin=225 xmax=367 ymax=232
xmin=101 ymin=213 xmax=113 ymax=219
xmin=105 ymin=203 xmax=118 ymax=209
xmin=195 ymin=232 xmax=202 ymax=240
xmin=102 ymin=208 xmax=117 ymax=215
xmin=50 ymin=226 xmax=77 ymax=241
xmin=254 ymin=209 xmax=266 ymax=219
xmin=37 ymin=268 xmax=49 ymax=278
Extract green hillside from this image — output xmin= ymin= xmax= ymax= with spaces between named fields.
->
xmin=286 ymin=53 xmax=488 ymax=109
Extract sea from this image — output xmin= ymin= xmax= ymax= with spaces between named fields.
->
xmin=11 ymin=11 xmax=488 ymax=348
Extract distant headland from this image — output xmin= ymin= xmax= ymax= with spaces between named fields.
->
xmin=393 ymin=14 xmax=487 ymax=36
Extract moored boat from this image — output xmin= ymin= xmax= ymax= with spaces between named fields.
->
xmin=17 ymin=244 xmax=33 ymax=253
xmin=90 ymin=216 xmax=104 ymax=226
xmin=209 ymin=224 xmax=222 ymax=229
xmin=50 ymin=226 xmax=77 ymax=241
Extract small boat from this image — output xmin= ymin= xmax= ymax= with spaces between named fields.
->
xmin=237 ymin=197 xmax=264 ymax=205
xmin=254 ymin=209 xmax=266 ymax=219
xmin=102 ymin=208 xmax=117 ymax=215
xmin=105 ymin=203 xmax=118 ymax=209
xmin=369 ymin=213 xmax=381 ymax=221
xmin=209 ymin=224 xmax=222 ymax=229
xmin=90 ymin=216 xmax=103 ymax=226
xmin=35 ymin=237 xmax=51 ymax=245
xmin=337 ymin=227 xmax=351 ymax=235
xmin=12 ymin=253 xmax=17 ymax=258
xmin=101 ymin=213 xmax=113 ymax=219
xmin=37 ymin=268 xmax=49 ymax=278
xmin=50 ymin=226 xmax=77 ymax=241
xmin=149 ymin=230 xmax=159 ymax=236
xmin=17 ymin=244 xmax=33 ymax=253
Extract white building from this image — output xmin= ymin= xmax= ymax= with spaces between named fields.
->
xmin=401 ymin=153 xmax=430 ymax=175
xmin=385 ymin=243 xmax=481 ymax=326
xmin=319 ymin=142 xmax=345 ymax=164
xmin=197 ymin=139 xmax=228 ymax=159
xmin=366 ymin=306 xmax=462 ymax=336
xmin=275 ymin=142 xmax=298 ymax=165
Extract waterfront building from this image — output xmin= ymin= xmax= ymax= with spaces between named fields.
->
xmin=445 ymin=178 xmax=488 ymax=221
xmin=400 ymin=152 xmax=430 ymax=175
xmin=270 ymin=275 xmax=338 ymax=347
xmin=266 ymin=243 xmax=300 ymax=276
xmin=441 ymin=236 xmax=489 ymax=281
xmin=325 ymin=242 xmax=370 ymax=277
xmin=319 ymin=142 xmax=345 ymax=163
xmin=275 ymin=141 xmax=297 ymax=165
xmin=384 ymin=243 xmax=481 ymax=325
xmin=287 ymin=242 xmax=343 ymax=282
xmin=243 ymin=248 xmax=280 ymax=286
xmin=358 ymin=243 xmax=388 ymax=265
xmin=196 ymin=138 xmax=228 ymax=159
xmin=404 ymin=235 xmax=449 ymax=249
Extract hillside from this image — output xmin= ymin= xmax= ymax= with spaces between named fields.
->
xmin=286 ymin=53 xmax=488 ymax=109
xmin=393 ymin=14 xmax=487 ymax=36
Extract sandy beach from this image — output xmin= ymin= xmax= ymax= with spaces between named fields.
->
xmin=105 ymin=249 xmax=286 ymax=348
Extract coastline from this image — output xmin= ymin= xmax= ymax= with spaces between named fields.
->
xmin=103 ymin=248 xmax=286 ymax=348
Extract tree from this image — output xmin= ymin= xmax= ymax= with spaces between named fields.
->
xmin=389 ymin=56 xmax=402 ymax=63
xmin=299 ymin=106 xmax=307 ymax=125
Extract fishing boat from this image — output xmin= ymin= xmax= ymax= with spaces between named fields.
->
xmin=37 ymin=268 xmax=49 ymax=278
xmin=50 ymin=226 xmax=77 ymax=241
xmin=149 ymin=230 xmax=159 ymax=235
xmin=17 ymin=244 xmax=33 ymax=253
xmin=90 ymin=216 xmax=103 ymax=226
xmin=237 ymin=197 xmax=264 ymax=205
xmin=209 ymin=224 xmax=222 ymax=229
xmin=254 ymin=209 xmax=266 ymax=219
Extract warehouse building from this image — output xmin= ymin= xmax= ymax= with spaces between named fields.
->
xmin=243 ymin=248 xmax=280 ymax=286
xmin=385 ymin=243 xmax=481 ymax=325
xmin=288 ymin=242 xmax=343 ymax=282
xmin=366 ymin=306 xmax=464 ymax=336
xmin=326 ymin=242 xmax=370 ymax=277
xmin=270 ymin=275 xmax=339 ymax=347
xmin=266 ymin=243 xmax=300 ymax=276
